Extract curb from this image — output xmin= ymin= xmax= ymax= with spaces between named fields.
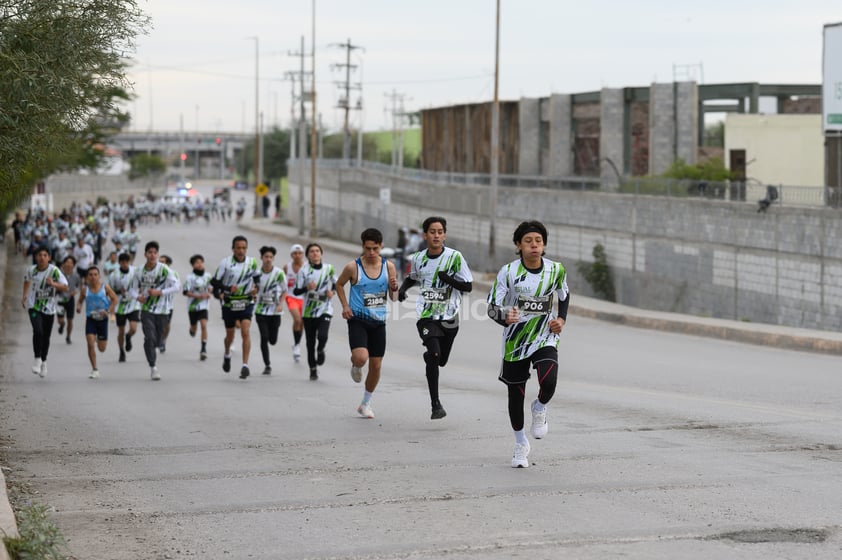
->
xmin=0 ymin=239 xmax=18 ymax=559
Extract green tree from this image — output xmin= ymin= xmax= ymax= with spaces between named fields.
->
xmin=128 ymin=153 xmax=167 ymax=180
xmin=662 ymin=157 xmax=734 ymax=181
xmin=239 ymin=128 xmax=291 ymax=182
xmin=0 ymin=0 xmax=149 ymax=210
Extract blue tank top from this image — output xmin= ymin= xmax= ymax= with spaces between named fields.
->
xmin=349 ymin=257 xmax=388 ymax=323
xmin=86 ymin=284 xmax=109 ymax=318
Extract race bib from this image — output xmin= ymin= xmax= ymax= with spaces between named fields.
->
xmin=260 ymin=295 xmax=276 ymax=304
xmin=517 ymin=294 xmax=553 ymax=315
xmin=36 ymin=288 xmax=55 ymax=299
xmin=90 ymin=310 xmax=107 ymax=321
xmin=230 ymin=299 xmax=248 ymax=311
xmin=308 ymin=291 xmax=329 ymax=302
xmin=363 ymin=292 xmax=386 ymax=308
xmin=421 ymin=286 xmax=450 ymax=303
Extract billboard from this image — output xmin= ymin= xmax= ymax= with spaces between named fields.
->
xmin=823 ymin=22 xmax=842 ymax=133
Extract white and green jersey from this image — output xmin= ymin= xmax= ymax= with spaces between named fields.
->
xmin=124 ymin=231 xmax=141 ymax=253
xmin=24 ymin=264 xmax=68 ymax=315
xmin=213 ymin=255 xmax=261 ymax=309
xmin=163 ymin=269 xmax=179 ymax=313
xmin=134 ymin=262 xmax=179 ymax=315
xmin=408 ymin=247 xmax=472 ymax=321
xmin=295 ymin=263 xmax=336 ymax=318
xmin=182 ymin=272 xmax=212 ymax=312
xmin=487 ymin=257 xmax=568 ymax=362
xmin=255 ymin=266 xmax=287 ymax=316
xmin=108 ymin=266 xmax=141 ymax=315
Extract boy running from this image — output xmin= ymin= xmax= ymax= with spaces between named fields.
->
xmin=254 ymin=246 xmax=287 ymax=375
xmin=22 ymin=247 xmax=69 ymax=378
xmin=293 ymin=243 xmax=336 ymax=381
xmin=183 ymin=254 xmax=212 ymax=361
xmin=77 ymin=266 xmax=118 ymax=379
xmin=109 ymin=253 xmax=141 ymax=362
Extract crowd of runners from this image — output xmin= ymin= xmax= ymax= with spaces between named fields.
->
xmin=13 ymin=197 xmax=570 ymax=468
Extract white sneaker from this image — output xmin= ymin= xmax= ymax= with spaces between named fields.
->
xmin=150 ymin=366 xmax=161 ymax=381
xmin=89 ymin=369 xmax=99 ymax=379
xmin=31 ymin=358 xmax=42 ymax=375
xmin=293 ymin=344 xmax=301 ymax=362
xmin=530 ymin=399 xmax=548 ymax=439
xmin=39 ymin=361 xmax=47 ymax=378
xmin=350 ymin=365 xmax=363 ymax=383
xmin=357 ymin=402 xmax=375 ymax=419
xmin=512 ymin=440 xmax=531 ymax=468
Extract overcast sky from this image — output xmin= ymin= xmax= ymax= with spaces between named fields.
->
xmin=124 ymin=0 xmax=841 ymax=134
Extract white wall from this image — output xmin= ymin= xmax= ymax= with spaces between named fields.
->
xmin=725 ymin=114 xmax=824 ymax=186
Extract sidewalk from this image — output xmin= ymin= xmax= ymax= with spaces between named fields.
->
xmin=239 ymin=217 xmax=842 ymax=357
xmin=0 ymin=241 xmax=19 ymax=559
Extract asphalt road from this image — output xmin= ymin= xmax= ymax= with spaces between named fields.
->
xmin=2 ymin=187 xmax=842 ymax=559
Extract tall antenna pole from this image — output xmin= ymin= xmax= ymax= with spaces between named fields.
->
xmin=488 ymin=0 xmax=501 ymax=269
xmin=309 ymin=0 xmax=317 ymax=235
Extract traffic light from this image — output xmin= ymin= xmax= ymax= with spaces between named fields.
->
xmin=180 ymin=153 xmax=187 ymax=161
xmin=215 ymin=137 xmax=221 ymax=145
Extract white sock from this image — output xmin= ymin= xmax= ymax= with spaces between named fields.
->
xmin=362 ymin=390 xmax=373 ymax=404
xmin=533 ymin=399 xmax=546 ymax=412
xmin=514 ymin=429 xmax=528 ymax=445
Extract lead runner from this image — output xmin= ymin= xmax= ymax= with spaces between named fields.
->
xmin=486 ymin=220 xmax=570 ymax=468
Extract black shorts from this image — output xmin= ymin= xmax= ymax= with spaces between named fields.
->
xmin=498 ymin=346 xmax=558 ymax=385
xmin=416 ymin=317 xmax=459 ymax=342
xmin=85 ymin=317 xmax=109 ymax=341
xmin=188 ymin=309 xmax=209 ymax=325
xmin=222 ymin=303 xmax=254 ymax=329
xmin=115 ymin=310 xmax=140 ymax=327
xmin=58 ymin=297 xmax=75 ymax=320
xmin=347 ymin=318 xmax=386 ymax=358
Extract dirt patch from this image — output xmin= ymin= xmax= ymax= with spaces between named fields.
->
xmin=707 ymin=527 xmax=830 ymax=544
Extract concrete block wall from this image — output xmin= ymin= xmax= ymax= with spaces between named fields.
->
xmin=676 ymin=82 xmax=698 ymax=165
xmin=599 ymin=88 xmax=624 ymax=187
xmin=288 ymin=162 xmax=842 ymax=332
xmin=518 ymin=98 xmax=541 ymax=175
xmin=548 ymin=94 xmax=572 ymax=176
xmin=649 ymin=83 xmax=676 ymax=175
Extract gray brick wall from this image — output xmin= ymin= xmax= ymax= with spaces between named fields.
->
xmin=599 ymin=88 xmax=624 ymax=187
xmin=518 ymin=97 xmax=540 ymax=175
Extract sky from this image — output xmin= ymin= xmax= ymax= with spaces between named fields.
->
xmin=123 ymin=0 xmax=841 ymax=134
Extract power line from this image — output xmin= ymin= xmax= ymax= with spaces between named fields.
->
xmin=330 ymin=39 xmax=363 ymax=160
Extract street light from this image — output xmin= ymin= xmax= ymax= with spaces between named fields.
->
xmin=488 ymin=0 xmax=501 ymax=270
xmin=247 ymin=36 xmax=260 ymax=217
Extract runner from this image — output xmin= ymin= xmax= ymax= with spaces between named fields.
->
xmin=72 ymin=235 xmax=95 ymax=277
xmin=76 ymin=266 xmax=118 ymax=379
xmin=397 ymin=216 xmax=473 ymax=420
xmin=282 ymin=244 xmax=306 ymax=362
xmin=109 ymin=252 xmax=140 ymax=363
xmin=182 ymin=254 xmax=212 ymax=361
xmin=486 ymin=220 xmax=569 ymax=468
xmin=293 ymin=243 xmax=336 ymax=381
xmin=254 ymin=246 xmax=287 ymax=376
xmin=158 ymin=255 xmax=178 ymax=353
xmin=211 ymin=235 xmax=261 ymax=379
xmin=334 ymin=228 xmax=399 ymax=418
xmin=134 ymin=241 xmax=180 ymax=381
xmin=21 ymin=246 xmax=69 ymax=378
xmin=56 ymin=255 xmax=81 ymax=345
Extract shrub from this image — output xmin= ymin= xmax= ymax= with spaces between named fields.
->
xmin=576 ymin=243 xmax=616 ymax=302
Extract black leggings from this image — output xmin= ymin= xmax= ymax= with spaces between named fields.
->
xmin=506 ymin=353 xmax=558 ymax=431
xmin=29 ymin=310 xmax=55 ymax=361
xmin=303 ymin=316 xmax=331 ymax=368
xmin=422 ymin=328 xmax=458 ymax=406
xmin=256 ymin=314 xmax=281 ymax=366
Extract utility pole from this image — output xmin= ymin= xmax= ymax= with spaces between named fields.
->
xmin=384 ymin=89 xmax=411 ymax=170
xmin=488 ymin=0 xmax=501 ymax=269
xmin=287 ymin=36 xmax=313 ymax=235
xmin=330 ymin=39 xmax=363 ymax=161
xmin=309 ymin=0 xmax=317 ymax=235
xmin=247 ymin=36 xmax=260 ymax=218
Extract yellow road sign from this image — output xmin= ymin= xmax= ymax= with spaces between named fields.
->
xmin=255 ymin=183 xmax=269 ymax=196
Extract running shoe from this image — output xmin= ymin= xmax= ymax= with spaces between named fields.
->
xmin=125 ymin=335 xmax=132 ymax=352
xmin=39 ymin=361 xmax=47 ymax=379
xmin=431 ymin=403 xmax=447 ymax=420
xmin=57 ymin=323 xmax=64 ymax=335
xmin=239 ymin=365 xmax=250 ymax=379
xmin=150 ymin=366 xmax=160 ymax=381
xmin=159 ymin=344 xmax=166 ymax=354
xmin=119 ymin=349 xmax=126 ymax=363
xmin=530 ymin=399 xmax=548 ymax=439
xmin=31 ymin=358 xmax=42 ymax=375
xmin=262 ymin=365 xmax=272 ymax=375
xmin=65 ymin=336 xmax=71 ymax=345
xmin=511 ymin=440 xmax=530 ymax=468
xmin=309 ymin=368 xmax=318 ymax=381
xmin=89 ymin=369 xmax=99 ymax=379
xmin=293 ymin=344 xmax=301 ymax=363
xmin=357 ymin=402 xmax=375 ymax=419
xmin=200 ymin=350 xmax=208 ymax=361
xmin=222 ymin=356 xmax=231 ymax=373
xmin=317 ymin=349 xmax=325 ymax=365
xmin=350 ymin=365 xmax=363 ymax=383
xmin=189 ymin=327 xmax=196 ymax=338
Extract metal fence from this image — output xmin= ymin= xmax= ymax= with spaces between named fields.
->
xmin=300 ymin=158 xmax=840 ymax=209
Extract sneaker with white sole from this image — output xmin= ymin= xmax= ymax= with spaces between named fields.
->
xmin=350 ymin=365 xmax=363 ymax=383
xmin=39 ymin=361 xmax=47 ymax=378
xmin=511 ymin=440 xmax=531 ymax=468
xmin=89 ymin=369 xmax=99 ymax=379
xmin=357 ymin=402 xmax=375 ymax=418
xmin=530 ymin=399 xmax=548 ymax=439
xmin=293 ymin=344 xmax=301 ymax=363
xmin=32 ymin=358 xmax=42 ymax=375
xmin=150 ymin=366 xmax=160 ymax=381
